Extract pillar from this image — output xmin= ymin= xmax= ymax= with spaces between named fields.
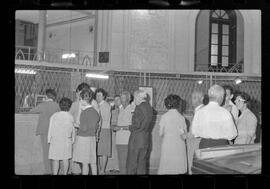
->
xmin=37 ymin=10 xmax=47 ymax=61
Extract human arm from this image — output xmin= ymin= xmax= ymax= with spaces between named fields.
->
xmin=27 ymin=104 xmax=42 ymax=114
xmin=190 ymin=112 xmax=201 ymax=138
xmin=158 ymin=116 xmax=165 ymax=137
xmin=100 ymin=103 xmax=112 ymax=128
xmin=223 ymin=113 xmax=238 ymax=140
xmin=70 ymin=116 xmax=76 ymax=144
xmin=47 ymin=115 xmax=54 ymax=143
xmin=246 ymin=114 xmax=257 ymax=144
xmin=231 ymin=105 xmax=239 ymax=123
xmin=179 ymin=117 xmax=188 ymax=140
xmin=78 ymin=110 xmax=88 ymax=132
xmin=129 ymin=106 xmax=144 ymax=132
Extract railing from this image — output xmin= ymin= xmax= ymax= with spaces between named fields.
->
xmin=15 ymin=46 xmax=38 ymax=61
xmin=14 ymin=62 xmax=261 ymax=116
xmin=15 ymin=46 xmax=95 ymax=67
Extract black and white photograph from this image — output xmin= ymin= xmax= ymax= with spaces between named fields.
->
xmin=14 ymin=8 xmax=261 ymax=176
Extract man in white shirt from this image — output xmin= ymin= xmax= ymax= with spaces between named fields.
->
xmin=191 ymin=85 xmax=237 ymax=149
xmin=113 ymin=91 xmax=135 ymax=174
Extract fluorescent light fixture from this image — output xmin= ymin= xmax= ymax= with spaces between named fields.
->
xmin=62 ymin=53 xmax=76 ymax=59
xmin=235 ymin=78 xmax=242 ymax=85
xmin=85 ymin=73 xmax=109 ymax=79
xmin=15 ymin=68 xmax=36 ymax=75
xmin=90 ymin=87 xmax=97 ymax=92
xmin=197 ymin=80 xmax=203 ymax=84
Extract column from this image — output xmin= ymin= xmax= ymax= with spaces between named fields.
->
xmin=96 ymin=10 xmax=112 ymax=66
xmin=37 ymin=10 xmax=47 ymax=61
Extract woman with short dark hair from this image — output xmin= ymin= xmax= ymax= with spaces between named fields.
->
xmin=95 ymin=88 xmax=112 ymax=175
xmin=48 ymin=97 xmax=74 ymax=175
xmin=158 ymin=94 xmax=187 ymax=174
xmin=234 ymin=92 xmax=257 ymax=144
xmin=72 ymin=89 xmax=100 ymax=175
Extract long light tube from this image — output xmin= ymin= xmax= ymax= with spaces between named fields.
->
xmin=62 ymin=53 xmax=76 ymax=59
xmin=15 ymin=68 xmax=36 ymax=75
xmin=85 ymin=73 xmax=109 ymax=79
xmin=235 ymin=78 xmax=242 ymax=85
xmin=197 ymin=80 xmax=203 ymax=84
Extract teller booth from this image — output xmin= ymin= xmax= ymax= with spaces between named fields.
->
xmin=192 ymin=143 xmax=261 ymax=174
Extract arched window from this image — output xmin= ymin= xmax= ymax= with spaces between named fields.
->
xmin=195 ymin=10 xmax=243 ymax=73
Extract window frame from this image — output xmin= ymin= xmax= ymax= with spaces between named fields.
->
xmin=208 ymin=10 xmax=237 ymax=72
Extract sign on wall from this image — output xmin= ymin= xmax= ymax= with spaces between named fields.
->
xmin=35 ymin=95 xmax=47 ymax=107
xmin=98 ymin=52 xmax=109 ymax=63
xmin=139 ymin=86 xmax=153 ymax=107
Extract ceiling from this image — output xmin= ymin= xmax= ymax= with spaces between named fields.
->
xmin=15 ymin=10 xmax=95 ymax=24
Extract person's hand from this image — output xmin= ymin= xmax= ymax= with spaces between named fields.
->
xmin=181 ymin=133 xmax=189 ymax=140
xmin=114 ymin=126 xmax=122 ymax=132
xmin=181 ymin=132 xmax=194 ymax=140
xmin=112 ymin=125 xmax=119 ymax=132
xmin=124 ymin=126 xmax=130 ymax=131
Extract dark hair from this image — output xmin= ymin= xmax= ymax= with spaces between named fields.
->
xmin=223 ymin=85 xmax=234 ymax=95
xmin=59 ymin=97 xmax=72 ymax=111
xmin=95 ymin=88 xmax=108 ymax=100
xmin=45 ymin=89 xmax=57 ymax=100
xmin=130 ymin=94 xmax=134 ymax=104
xmin=80 ymin=89 xmax=94 ymax=102
xmin=164 ymin=94 xmax=181 ymax=110
xmin=235 ymin=92 xmax=251 ymax=105
xmin=203 ymin=94 xmax=209 ymax=105
xmin=76 ymin=82 xmax=90 ymax=93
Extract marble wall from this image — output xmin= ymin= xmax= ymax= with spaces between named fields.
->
xmin=42 ymin=10 xmax=261 ymax=76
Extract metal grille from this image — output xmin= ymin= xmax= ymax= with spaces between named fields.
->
xmin=15 ymin=64 xmax=261 ymax=115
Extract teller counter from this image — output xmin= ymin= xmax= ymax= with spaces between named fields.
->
xmin=14 ymin=113 xmax=168 ymax=174
xmin=192 ymin=144 xmax=261 ymax=174
xmin=15 ymin=113 xmax=45 ymax=175
xmin=14 ymin=112 xmax=194 ymax=175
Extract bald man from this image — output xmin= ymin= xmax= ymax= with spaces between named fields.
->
xmin=191 ymin=85 xmax=237 ymax=149
xmin=185 ymin=91 xmax=205 ymax=174
xmin=126 ymin=90 xmax=153 ymax=175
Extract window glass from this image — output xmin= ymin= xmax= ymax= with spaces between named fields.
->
xmin=211 ymin=56 xmax=218 ymax=66
xmin=222 ymin=35 xmax=229 ymax=45
xmin=211 ymin=45 xmax=218 ymax=55
xmin=223 ymin=25 xmax=229 ymax=34
xmin=222 ymin=57 xmax=229 ymax=67
xmin=212 ymin=23 xmax=218 ymax=33
xmin=211 ymin=34 xmax=218 ymax=44
xmin=222 ymin=46 xmax=229 ymax=56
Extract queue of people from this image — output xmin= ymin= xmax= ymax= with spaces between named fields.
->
xmin=27 ymin=82 xmax=258 ymax=175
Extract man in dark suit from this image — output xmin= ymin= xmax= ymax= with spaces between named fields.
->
xmin=126 ymin=90 xmax=153 ymax=174
xmin=28 ymin=89 xmax=60 ymax=174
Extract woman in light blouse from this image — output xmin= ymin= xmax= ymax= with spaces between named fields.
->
xmin=95 ymin=88 xmax=112 ymax=175
xmin=158 ymin=94 xmax=187 ymax=174
xmin=234 ymin=92 xmax=257 ymax=144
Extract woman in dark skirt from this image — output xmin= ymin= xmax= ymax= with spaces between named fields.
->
xmin=95 ymin=88 xmax=112 ymax=175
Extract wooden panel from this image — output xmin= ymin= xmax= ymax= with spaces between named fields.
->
xmin=15 ymin=114 xmax=45 ymax=175
xmin=195 ymin=143 xmax=261 ymax=160
xmin=192 ymin=145 xmax=261 ymax=174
